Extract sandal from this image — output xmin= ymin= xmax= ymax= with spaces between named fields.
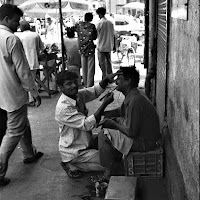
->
xmin=67 ymin=169 xmax=83 ymax=179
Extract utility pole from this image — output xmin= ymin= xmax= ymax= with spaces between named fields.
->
xmin=58 ymin=0 xmax=66 ymax=71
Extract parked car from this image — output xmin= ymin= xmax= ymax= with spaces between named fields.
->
xmin=107 ymin=14 xmax=144 ymax=41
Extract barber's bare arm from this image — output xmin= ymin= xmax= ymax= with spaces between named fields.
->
xmin=94 ymin=92 xmax=114 ymax=124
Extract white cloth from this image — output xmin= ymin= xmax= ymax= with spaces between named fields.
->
xmin=96 ymin=17 xmax=115 ymax=52
xmin=55 ymin=84 xmax=104 ymax=162
xmin=104 ymin=128 xmax=133 ymax=155
xmin=15 ymin=30 xmax=44 ymax=70
xmin=0 ymin=25 xmax=38 ymax=112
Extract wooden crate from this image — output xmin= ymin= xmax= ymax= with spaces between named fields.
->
xmin=124 ymin=146 xmax=163 ymax=178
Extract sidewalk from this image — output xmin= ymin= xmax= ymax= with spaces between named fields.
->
xmin=0 ymin=62 xmax=168 ymax=200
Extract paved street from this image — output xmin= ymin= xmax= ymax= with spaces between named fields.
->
xmin=0 ymin=56 xmax=168 ymax=200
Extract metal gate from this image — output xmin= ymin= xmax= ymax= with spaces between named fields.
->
xmin=156 ymin=0 xmax=169 ymax=127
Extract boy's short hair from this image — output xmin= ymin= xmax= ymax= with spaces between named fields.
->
xmin=119 ymin=66 xmax=140 ymax=87
xmin=56 ymin=70 xmax=78 ymax=87
xmin=0 ymin=4 xmax=23 ymax=21
xmin=96 ymin=7 xmax=106 ymax=16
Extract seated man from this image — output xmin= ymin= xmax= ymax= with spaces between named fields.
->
xmin=55 ymin=70 xmax=117 ymax=179
xmin=98 ymin=67 xmax=161 ymax=180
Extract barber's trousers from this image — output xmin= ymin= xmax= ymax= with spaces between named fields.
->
xmin=68 ymin=149 xmax=105 ymax=172
xmin=0 ymin=104 xmax=36 ymax=179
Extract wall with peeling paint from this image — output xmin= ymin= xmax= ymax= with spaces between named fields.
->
xmin=167 ymin=0 xmax=199 ymax=199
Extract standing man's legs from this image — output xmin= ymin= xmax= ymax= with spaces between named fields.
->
xmin=105 ymin=52 xmax=113 ymax=75
xmin=0 ymin=104 xmax=43 ymax=181
xmin=81 ymin=55 xmax=88 ymax=87
xmin=0 ymin=109 xmax=7 ymax=145
xmin=98 ymin=51 xmax=107 ymax=79
xmin=87 ymin=54 xmax=95 ymax=87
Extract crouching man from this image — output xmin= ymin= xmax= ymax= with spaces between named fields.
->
xmin=55 ymin=70 xmax=118 ymax=179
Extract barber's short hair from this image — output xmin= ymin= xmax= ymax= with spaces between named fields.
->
xmin=84 ymin=12 xmax=93 ymax=22
xmin=96 ymin=7 xmax=106 ymax=16
xmin=56 ymin=70 xmax=78 ymax=87
xmin=0 ymin=4 xmax=23 ymax=21
xmin=20 ymin=20 xmax=30 ymax=32
xmin=119 ymin=66 xmax=140 ymax=87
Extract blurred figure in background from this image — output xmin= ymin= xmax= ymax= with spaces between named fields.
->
xmin=35 ymin=18 xmax=41 ymax=35
xmin=45 ymin=17 xmax=57 ymax=44
xmin=96 ymin=7 xmax=115 ymax=79
xmin=15 ymin=20 xmax=44 ymax=106
xmin=127 ymin=9 xmax=135 ymax=23
xmin=64 ymin=27 xmax=81 ymax=86
xmin=75 ymin=12 xmax=97 ymax=87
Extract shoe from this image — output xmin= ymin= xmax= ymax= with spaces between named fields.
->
xmin=23 ymin=152 xmax=44 ymax=164
xmin=0 ymin=178 xmax=10 ymax=186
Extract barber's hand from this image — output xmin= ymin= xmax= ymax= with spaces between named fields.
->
xmin=34 ymin=96 xmax=41 ymax=107
xmin=105 ymin=72 xmax=118 ymax=83
xmin=98 ymin=118 xmax=116 ymax=129
xmin=103 ymin=92 xmax=114 ymax=105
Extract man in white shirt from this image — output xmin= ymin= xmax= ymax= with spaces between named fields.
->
xmin=0 ymin=4 xmax=43 ymax=186
xmin=15 ymin=20 xmax=44 ymax=106
xmin=55 ymin=70 xmax=118 ymax=179
xmin=96 ymin=7 xmax=115 ymax=79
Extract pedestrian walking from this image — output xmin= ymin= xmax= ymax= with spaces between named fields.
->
xmin=96 ymin=7 xmax=116 ymax=79
xmin=15 ymin=20 xmax=44 ymax=106
xmin=75 ymin=12 xmax=97 ymax=87
xmin=0 ymin=4 xmax=43 ymax=186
